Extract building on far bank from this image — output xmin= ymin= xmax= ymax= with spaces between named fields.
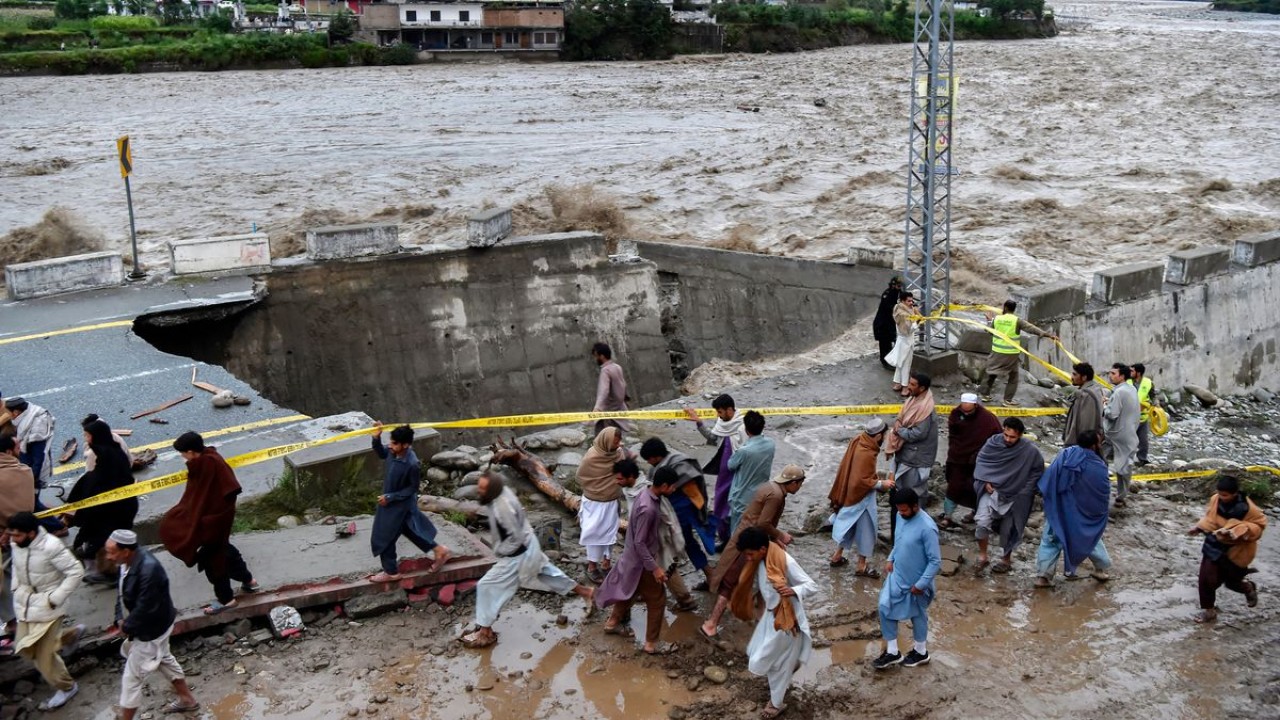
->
xmin=353 ymin=0 xmax=564 ymax=55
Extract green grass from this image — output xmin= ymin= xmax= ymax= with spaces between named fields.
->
xmin=233 ymin=459 xmax=380 ymax=533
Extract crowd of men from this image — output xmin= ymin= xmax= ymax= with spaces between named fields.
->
xmin=0 ymin=316 xmax=1269 ymax=717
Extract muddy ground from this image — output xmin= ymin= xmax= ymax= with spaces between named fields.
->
xmin=7 ymin=355 xmax=1276 ymax=720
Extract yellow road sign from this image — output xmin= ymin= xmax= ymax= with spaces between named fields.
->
xmin=117 ymin=135 xmax=132 ymax=178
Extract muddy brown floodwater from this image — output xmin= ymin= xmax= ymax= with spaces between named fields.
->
xmin=2 ymin=0 xmax=1278 ymax=298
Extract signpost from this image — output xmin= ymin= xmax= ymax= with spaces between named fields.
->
xmin=117 ymin=135 xmax=145 ymax=280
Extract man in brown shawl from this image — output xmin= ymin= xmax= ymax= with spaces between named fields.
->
xmin=828 ymin=419 xmax=893 ymax=576
xmin=1189 ymin=475 xmax=1267 ymax=623
xmin=699 ymin=465 xmax=805 ymax=642
xmin=940 ymin=393 xmax=1002 ymax=529
xmin=159 ymin=432 xmax=258 ymax=615
xmin=577 ymin=427 xmax=630 ymax=584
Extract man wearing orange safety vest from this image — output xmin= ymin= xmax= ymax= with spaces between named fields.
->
xmin=1128 ymin=363 xmax=1158 ymax=467
xmin=980 ymin=300 xmax=1058 ymax=407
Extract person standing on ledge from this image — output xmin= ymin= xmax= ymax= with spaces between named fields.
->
xmin=160 ymin=431 xmax=260 ymax=616
xmin=591 ymin=342 xmax=632 ymax=436
xmin=873 ymin=276 xmax=904 ymax=370
xmin=368 ymin=423 xmax=450 ymax=583
xmin=979 ymin=300 xmax=1057 ymax=407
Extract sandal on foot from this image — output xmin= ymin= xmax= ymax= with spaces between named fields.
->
xmin=829 ymin=557 xmax=849 ymax=568
xmin=1245 ymin=581 xmax=1258 ymax=608
xmin=367 ymin=571 xmax=402 ymax=583
xmin=428 ymin=547 xmax=452 ymax=573
xmin=674 ymin=597 xmax=700 ymax=612
xmin=603 ymin=624 xmax=635 ymax=638
xmin=642 ymin=641 xmax=679 ymax=656
xmin=991 ymin=562 xmax=1013 ymax=574
xmin=761 ymin=703 xmax=787 ymax=719
xmin=239 ymin=580 xmax=261 ymax=594
xmin=202 ymin=600 xmax=237 ymax=616
xmin=697 ymin=625 xmax=719 ymax=645
xmin=460 ymin=630 xmax=498 ymax=649
xmin=1193 ymin=609 xmax=1217 ymax=624
xmin=162 ymin=700 xmax=201 ymax=714
xmin=855 ymin=567 xmax=881 ymax=579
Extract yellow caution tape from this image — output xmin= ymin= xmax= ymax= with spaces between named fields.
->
xmin=38 ymin=402 xmax=1064 ymax=518
xmin=0 ymin=319 xmax=135 ymax=346
xmin=1134 ymin=465 xmax=1280 ymax=483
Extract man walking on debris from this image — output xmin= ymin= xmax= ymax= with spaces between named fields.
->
xmin=160 ymin=431 xmax=260 ymax=616
xmin=577 ymin=426 xmax=629 ymax=584
xmin=1189 ymin=475 xmax=1267 ymax=624
xmin=368 ymin=423 xmax=450 ymax=583
xmin=591 ymin=342 xmax=632 ymax=435
xmin=463 ymin=472 xmax=594 ymax=649
xmin=616 ymin=459 xmax=696 ymax=611
xmin=939 ymin=393 xmax=1002 ymax=529
xmin=885 ymin=372 xmax=937 ymax=544
xmin=106 ymin=529 xmax=200 ymax=718
xmin=828 ymin=419 xmax=893 ymax=577
xmin=1063 ymin=362 xmax=1105 ymax=447
xmin=639 ymin=439 xmax=715 ymax=595
xmin=685 ymin=394 xmax=747 ymax=548
xmin=1103 ymin=363 xmax=1140 ymax=506
xmin=979 ymin=300 xmax=1058 ymax=407
xmin=1036 ymin=430 xmax=1113 ymax=587
xmin=874 ymin=488 xmax=941 ymax=670
xmin=873 ymin=276 xmax=904 ymax=370
xmin=973 ymin=418 xmax=1045 ymax=573
xmin=733 ymin=526 xmax=818 ymax=719
xmin=727 ymin=411 xmax=775 ymax=537
xmin=701 ymin=465 xmax=805 ymax=642
xmin=598 ymin=464 xmax=679 ymax=654
xmin=7 ymin=511 xmax=85 ymax=711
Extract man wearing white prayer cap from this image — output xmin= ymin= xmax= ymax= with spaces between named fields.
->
xmin=940 ymin=393 xmax=1001 ymax=529
xmin=105 ymin=529 xmax=200 ymax=717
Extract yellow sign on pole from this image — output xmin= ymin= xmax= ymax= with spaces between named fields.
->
xmin=116 ymin=135 xmax=132 ymax=178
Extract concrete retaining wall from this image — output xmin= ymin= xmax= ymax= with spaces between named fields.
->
xmin=305 ymin=223 xmax=399 ymax=260
xmin=4 ymin=251 xmax=122 ymax=300
xmin=634 ymin=242 xmax=891 ymax=382
xmin=1005 ymin=236 xmax=1280 ymax=393
xmin=169 ymin=233 xmax=271 ymax=275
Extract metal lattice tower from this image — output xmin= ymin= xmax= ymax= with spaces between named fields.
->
xmin=902 ymin=0 xmax=955 ymax=356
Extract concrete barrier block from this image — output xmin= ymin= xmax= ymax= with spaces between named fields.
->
xmin=4 ymin=251 xmax=122 ymax=300
xmin=1090 ymin=261 xmax=1165 ymax=305
xmin=1233 ymin=233 xmax=1280 ymax=268
xmin=846 ymin=247 xmax=897 ymax=269
xmin=168 ymin=233 xmax=271 ymax=275
xmin=1166 ymin=245 xmax=1230 ymax=285
xmin=1012 ymin=281 xmax=1086 ymax=322
xmin=305 ymin=223 xmax=399 ymax=260
xmin=467 ymin=207 xmax=513 ymax=248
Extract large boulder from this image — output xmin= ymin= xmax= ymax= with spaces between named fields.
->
xmin=547 ymin=427 xmax=588 ymax=448
xmin=431 ymin=450 xmax=479 ymax=472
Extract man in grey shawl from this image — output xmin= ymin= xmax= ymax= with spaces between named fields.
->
xmin=1103 ymin=362 xmax=1141 ymax=506
xmin=461 ymin=472 xmax=594 ymax=649
xmin=973 ymin=417 xmax=1045 ymax=573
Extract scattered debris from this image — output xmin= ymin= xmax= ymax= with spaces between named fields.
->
xmin=131 ymin=394 xmax=194 ymax=419
xmin=58 ymin=437 xmax=77 ymax=463
xmin=212 ymin=390 xmax=235 ymax=409
xmin=149 ymin=417 xmax=169 ymax=424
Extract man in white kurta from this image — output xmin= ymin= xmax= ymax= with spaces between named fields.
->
xmin=735 ymin=527 xmax=819 ymax=718
xmin=462 ymin=473 xmax=594 ymax=649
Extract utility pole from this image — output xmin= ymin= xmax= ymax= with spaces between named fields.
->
xmin=902 ymin=0 xmax=955 ymax=356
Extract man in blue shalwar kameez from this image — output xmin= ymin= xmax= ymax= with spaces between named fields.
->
xmin=367 ymin=423 xmax=451 ymax=583
xmin=874 ymin=487 xmax=941 ymax=670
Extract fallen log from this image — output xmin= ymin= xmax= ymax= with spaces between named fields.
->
xmin=418 ymin=494 xmax=486 ymax=520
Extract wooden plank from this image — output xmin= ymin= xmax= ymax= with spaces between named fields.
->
xmin=130 ymin=394 xmax=193 ymax=420
xmin=192 ymin=381 xmax=224 ymax=394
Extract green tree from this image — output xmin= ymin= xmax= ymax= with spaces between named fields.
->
xmin=200 ymin=9 xmax=234 ymax=33
xmin=563 ymin=0 xmax=674 ymax=60
xmin=328 ymin=9 xmax=355 ymax=45
xmin=55 ymin=0 xmax=95 ymax=20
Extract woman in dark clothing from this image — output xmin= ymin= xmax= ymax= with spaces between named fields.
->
xmin=65 ymin=419 xmax=138 ymax=584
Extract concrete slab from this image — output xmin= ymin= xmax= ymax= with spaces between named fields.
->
xmin=1090 ymin=261 xmax=1165 ymax=305
xmin=911 ymin=350 xmax=960 ymax=377
xmin=305 ymin=223 xmax=399 ymax=260
xmin=1166 ymin=245 xmax=1230 ymax=285
xmin=62 ymin=516 xmax=494 ymax=643
xmin=1013 ymin=281 xmax=1087 ymax=322
xmin=1233 ymin=232 xmax=1280 ymax=268
xmin=467 ymin=207 xmax=513 ymax=248
xmin=4 ymin=251 xmax=122 ymax=300
xmin=284 ymin=428 xmax=442 ymax=494
xmin=168 ymin=233 xmax=271 ymax=275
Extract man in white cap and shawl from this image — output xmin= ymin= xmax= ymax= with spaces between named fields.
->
xmin=104 ymin=528 xmax=200 ymax=717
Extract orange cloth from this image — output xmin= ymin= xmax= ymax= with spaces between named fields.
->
xmin=828 ymin=432 xmax=880 ymax=509
xmin=1196 ymin=494 xmax=1268 ymax=567
xmin=884 ymin=390 xmax=935 ymax=457
xmin=681 ymin=482 xmax=705 ymax=510
xmin=730 ymin=542 xmax=798 ymax=633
